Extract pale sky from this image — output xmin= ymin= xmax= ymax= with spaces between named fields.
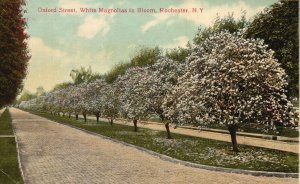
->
xmin=23 ymin=0 xmax=277 ymax=93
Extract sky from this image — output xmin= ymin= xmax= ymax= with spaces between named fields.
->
xmin=23 ymin=0 xmax=277 ymax=93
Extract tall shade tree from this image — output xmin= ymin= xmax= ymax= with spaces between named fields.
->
xmin=164 ymin=32 xmax=297 ymax=152
xmin=0 ymin=0 xmax=30 ymax=108
xmin=245 ymin=0 xmax=299 ymax=98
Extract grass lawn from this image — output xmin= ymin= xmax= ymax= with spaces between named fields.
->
xmin=0 ymin=138 xmax=23 ymax=184
xmin=148 ymin=116 xmax=299 ymax=138
xmin=34 ymin=111 xmax=299 ymax=173
xmin=0 ymin=109 xmax=13 ymax=135
xmin=0 ymin=109 xmax=23 ymax=184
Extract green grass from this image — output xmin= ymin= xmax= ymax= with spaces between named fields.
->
xmin=0 ymin=109 xmax=13 ymax=135
xmin=0 ymin=138 xmax=23 ymax=184
xmin=195 ymin=122 xmax=299 ymax=137
xmin=34 ymin=111 xmax=299 ymax=173
xmin=147 ymin=116 xmax=299 ymax=137
xmin=0 ymin=109 xmax=23 ymax=184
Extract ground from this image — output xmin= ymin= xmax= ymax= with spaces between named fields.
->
xmin=10 ymin=108 xmax=298 ymax=184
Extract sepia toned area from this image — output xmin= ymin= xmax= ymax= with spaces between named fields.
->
xmin=0 ymin=0 xmax=299 ymax=183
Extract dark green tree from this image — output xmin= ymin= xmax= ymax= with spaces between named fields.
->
xmin=105 ymin=62 xmax=131 ymax=83
xmin=35 ymin=86 xmax=46 ymax=96
xmin=70 ymin=66 xmax=94 ymax=84
xmin=52 ymin=82 xmax=73 ymax=91
xmin=130 ymin=46 xmax=161 ymax=67
xmin=105 ymin=46 xmax=161 ymax=83
xmin=0 ymin=0 xmax=30 ymax=108
xmin=17 ymin=89 xmax=35 ymax=103
xmin=165 ymin=46 xmax=191 ymax=63
xmin=193 ymin=12 xmax=249 ymax=45
xmin=245 ymin=0 xmax=299 ymax=98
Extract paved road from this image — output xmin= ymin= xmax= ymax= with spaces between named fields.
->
xmin=11 ymin=108 xmax=298 ymax=184
xmin=78 ymin=115 xmax=299 ymax=154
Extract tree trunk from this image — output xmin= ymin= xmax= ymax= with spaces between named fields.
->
xmin=165 ymin=122 xmax=172 ymax=139
xmin=83 ymin=113 xmax=87 ymax=122
xmin=110 ymin=118 xmax=113 ymax=126
xmin=75 ymin=114 xmax=78 ymax=120
xmin=62 ymin=113 xmax=65 ymax=117
xmin=133 ymin=119 xmax=138 ymax=132
xmin=228 ymin=124 xmax=239 ymax=152
xmin=96 ymin=112 xmax=100 ymax=123
xmin=68 ymin=113 xmax=71 ymax=118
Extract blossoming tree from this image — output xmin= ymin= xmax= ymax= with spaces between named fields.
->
xmin=101 ymin=83 xmax=120 ymax=125
xmin=164 ymin=32 xmax=297 ymax=152
xmin=84 ymin=79 xmax=107 ymax=123
xmin=117 ymin=67 xmax=150 ymax=131
xmin=146 ymin=57 xmax=185 ymax=138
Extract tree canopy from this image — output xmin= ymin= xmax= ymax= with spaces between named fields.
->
xmin=0 ymin=0 xmax=30 ymax=108
xmin=105 ymin=46 xmax=161 ymax=83
xmin=245 ymin=0 xmax=299 ymax=98
xmin=193 ymin=12 xmax=249 ymax=45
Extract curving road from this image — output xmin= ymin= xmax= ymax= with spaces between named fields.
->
xmin=10 ymin=108 xmax=298 ymax=184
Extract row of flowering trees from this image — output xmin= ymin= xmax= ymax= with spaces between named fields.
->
xmin=19 ymin=32 xmax=298 ymax=152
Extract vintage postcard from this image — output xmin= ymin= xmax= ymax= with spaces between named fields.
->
xmin=0 ymin=0 xmax=299 ymax=183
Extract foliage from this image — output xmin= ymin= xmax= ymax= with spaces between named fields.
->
xmin=165 ymin=32 xmax=296 ymax=127
xmin=35 ymin=86 xmax=46 ymax=96
xmin=105 ymin=62 xmax=131 ymax=83
xmin=105 ymin=46 xmax=162 ymax=83
xmin=165 ymin=47 xmax=191 ymax=63
xmin=70 ymin=66 xmax=94 ymax=84
xmin=17 ymin=90 xmax=36 ymax=104
xmin=130 ymin=46 xmax=161 ymax=67
xmin=52 ymin=82 xmax=73 ymax=91
xmin=117 ymin=67 xmax=150 ymax=121
xmin=0 ymin=0 xmax=30 ymax=108
xmin=193 ymin=12 xmax=249 ymax=45
xmin=244 ymin=0 xmax=299 ymax=98
xmin=163 ymin=32 xmax=297 ymax=151
xmin=101 ymin=83 xmax=120 ymax=121
xmin=146 ymin=57 xmax=185 ymax=119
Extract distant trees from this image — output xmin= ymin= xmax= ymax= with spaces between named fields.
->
xmin=36 ymin=86 xmax=46 ymax=96
xmin=70 ymin=66 xmax=94 ymax=85
xmin=105 ymin=47 xmax=161 ymax=83
xmin=0 ymin=0 xmax=30 ymax=108
xmin=245 ymin=0 xmax=299 ymax=98
xmin=193 ymin=12 xmax=249 ymax=45
xmin=17 ymin=90 xmax=35 ymax=103
xmin=165 ymin=47 xmax=191 ymax=63
xmin=17 ymin=86 xmax=45 ymax=104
